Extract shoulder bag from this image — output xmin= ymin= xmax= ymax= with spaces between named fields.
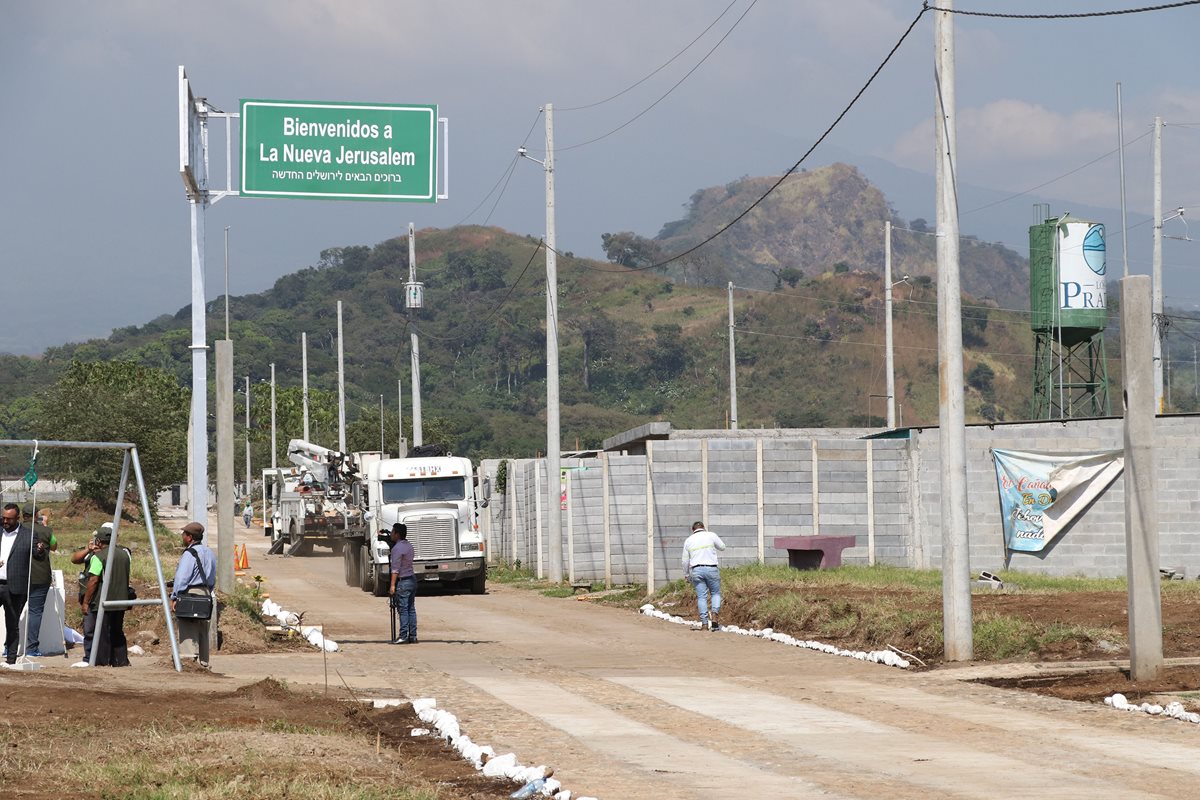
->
xmin=174 ymin=547 xmax=213 ymax=620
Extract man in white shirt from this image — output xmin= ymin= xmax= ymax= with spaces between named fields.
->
xmin=682 ymin=521 xmax=726 ymax=631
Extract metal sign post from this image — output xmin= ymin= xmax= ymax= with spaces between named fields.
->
xmin=178 ymin=67 xmax=449 ymax=520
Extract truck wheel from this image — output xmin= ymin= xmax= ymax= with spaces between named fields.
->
xmin=469 ymin=570 xmax=486 ymax=595
xmin=330 ymin=540 xmax=344 ymax=556
xmin=372 ymin=568 xmax=389 ymax=598
xmin=359 ymin=544 xmax=373 ymax=592
xmin=289 ymin=522 xmax=313 ymax=556
xmin=343 ymin=542 xmax=360 ymax=586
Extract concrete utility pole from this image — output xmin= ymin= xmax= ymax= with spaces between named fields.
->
xmin=244 ymin=375 xmax=251 ymax=498
xmin=1121 ymin=275 xmax=1163 ymax=680
xmin=302 ymin=331 xmax=310 ymax=442
xmin=398 ymin=378 xmax=407 ymax=456
xmin=379 ymin=395 xmax=385 ymax=453
xmin=544 ymin=103 xmax=562 ymax=583
xmin=516 ymin=105 xmax=562 ymax=582
xmin=1117 ymin=84 xmax=1130 ymax=280
xmin=223 ymin=226 xmax=231 ymax=341
xmin=337 ymin=301 xmax=347 ymax=453
xmin=934 ymin=1 xmax=973 ymax=662
xmin=270 ymin=363 xmax=277 ymax=470
xmin=1152 ymin=116 xmax=1165 ymax=413
xmin=408 ymin=223 xmax=424 ymax=447
xmin=884 ymin=221 xmax=896 ymax=429
xmin=215 ymin=341 xmax=234 ymax=593
xmin=727 ymin=282 xmax=738 ymax=430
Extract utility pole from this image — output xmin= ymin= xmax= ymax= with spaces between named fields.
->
xmin=302 ymin=331 xmax=310 ymax=442
xmin=1121 ymin=274 xmax=1162 ymax=681
xmin=727 ymin=282 xmax=738 ymax=430
xmin=884 ymin=221 xmax=896 ymax=428
xmin=223 ymin=225 xmax=231 ymax=341
xmin=1117 ymin=84 xmax=1130 ymax=280
xmin=215 ymin=341 xmax=234 ymax=593
xmin=244 ymin=375 xmax=251 ymax=497
xmin=337 ymin=300 xmax=346 ymax=453
xmin=398 ymin=378 xmax=406 ymax=456
xmin=544 ymin=103 xmax=562 ymax=584
xmin=935 ymin=1 xmax=973 ymax=662
xmin=270 ymin=362 xmax=277 ymax=470
xmin=380 ymin=395 xmax=385 ymax=453
xmin=516 ymin=105 xmax=562 ymax=582
xmin=408 ymin=223 xmax=424 ymax=447
xmin=1152 ymin=115 xmax=1164 ymax=413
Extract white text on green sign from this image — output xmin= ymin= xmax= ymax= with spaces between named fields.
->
xmin=241 ymin=100 xmax=437 ymax=201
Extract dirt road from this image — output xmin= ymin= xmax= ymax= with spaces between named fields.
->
xmin=212 ymin=526 xmax=1200 ymax=799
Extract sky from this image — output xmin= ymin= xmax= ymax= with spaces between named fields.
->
xmin=3 ymin=0 xmax=1199 ymax=355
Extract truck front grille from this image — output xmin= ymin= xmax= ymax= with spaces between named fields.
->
xmin=406 ymin=515 xmax=456 ymax=559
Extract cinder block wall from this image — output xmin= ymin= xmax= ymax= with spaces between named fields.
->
xmin=483 ymin=416 xmax=1200 ymax=587
xmin=485 ymin=434 xmax=916 ymax=588
xmin=913 ymin=416 xmax=1200 ymax=579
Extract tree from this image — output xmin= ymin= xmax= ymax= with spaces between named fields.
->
xmin=967 ymin=362 xmax=995 ymax=400
xmin=35 ymin=360 xmax=188 ymax=513
xmin=770 ymin=266 xmax=803 ymax=290
xmin=962 ymin=308 xmax=989 ymax=347
xmin=600 ymin=232 xmax=662 ymax=269
xmin=566 ymin=309 xmax=617 ymax=391
xmin=250 ymin=385 xmax=337 ymax=466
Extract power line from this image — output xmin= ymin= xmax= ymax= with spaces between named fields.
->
xmin=403 ymin=241 xmax=546 ymax=343
xmin=962 ymin=129 xmax=1152 ymax=216
xmin=454 ymin=155 xmax=517 ymax=227
xmin=454 ymin=110 xmax=543 ymax=227
xmin=483 ymin=157 xmax=521 ymax=226
xmin=555 ymin=0 xmax=760 ymax=153
xmin=557 ymin=0 xmax=743 ymax=113
xmin=611 ymin=6 xmax=931 ymax=273
xmin=925 ymin=0 xmax=1200 ymax=19
xmin=735 ymin=326 xmax=1038 ymax=358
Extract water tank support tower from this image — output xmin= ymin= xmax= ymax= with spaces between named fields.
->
xmin=1029 ymin=213 xmax=1111 ymax=419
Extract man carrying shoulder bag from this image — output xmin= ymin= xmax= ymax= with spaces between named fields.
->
xmin=170 ymin=522 xmax=216 ymax=666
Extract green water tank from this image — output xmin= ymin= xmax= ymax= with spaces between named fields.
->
xmin=1030 ymin=215 xmax=1107 ymax=345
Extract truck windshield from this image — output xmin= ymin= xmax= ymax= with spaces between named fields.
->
xmin=381 ymin=476 xmax=467 ymax=503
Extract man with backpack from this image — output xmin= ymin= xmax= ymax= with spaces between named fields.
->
xmin=76 ymin=525 xmax=131 ymax=667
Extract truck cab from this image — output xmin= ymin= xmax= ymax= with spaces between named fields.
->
xmin=364 ymin=455 xmax=488 ymax=593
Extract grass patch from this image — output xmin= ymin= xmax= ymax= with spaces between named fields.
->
xmin=486 ymin=561 xmax=538 ymax=584
xmin=613 ymin=563 xmax=1169 ymax=665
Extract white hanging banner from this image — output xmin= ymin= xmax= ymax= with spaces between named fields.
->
xmin=991 ymin=448 xmax=1123 ymax=553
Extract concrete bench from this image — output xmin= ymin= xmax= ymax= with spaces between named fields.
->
xmin=773 ymin=535 xmax=857 ymax=570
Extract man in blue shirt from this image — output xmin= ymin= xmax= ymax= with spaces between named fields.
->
xmin=171 ymin=521 xmax=216 ymax=665
xmin=387 ymin=523 xmax=417 ymax=644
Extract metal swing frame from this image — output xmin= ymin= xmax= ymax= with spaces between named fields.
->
xmin=0 ymin=439 xmax=182 ymax=671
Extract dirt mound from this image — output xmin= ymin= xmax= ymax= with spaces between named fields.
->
xmin=978 ymin=664 xmax=1200 ymax=711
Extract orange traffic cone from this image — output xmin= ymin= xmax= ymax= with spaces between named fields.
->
xmin=238 ymin=544 xmax=250 ymax=570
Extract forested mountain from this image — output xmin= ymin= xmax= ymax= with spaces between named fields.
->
xmin=0 ymin=164 xmax=1088 ymax=469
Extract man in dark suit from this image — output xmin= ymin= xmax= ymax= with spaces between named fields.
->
xmin=0 ymin=503 xmax=34 ymax=664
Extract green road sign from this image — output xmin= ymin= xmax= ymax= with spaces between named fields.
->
xmin=241 ymin=100 xmax=438 ymax=201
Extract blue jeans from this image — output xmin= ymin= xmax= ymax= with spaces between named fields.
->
xmin=392 ymin=576 xmax=417 ymax=640
xmin=25 ymin=585 xmax=50 ymax=653
xmin=689 ymin=566 xmax=721 ymax=624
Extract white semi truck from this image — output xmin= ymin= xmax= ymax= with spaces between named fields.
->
xmin=268 ymin=439 xmax=490 ymax=596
